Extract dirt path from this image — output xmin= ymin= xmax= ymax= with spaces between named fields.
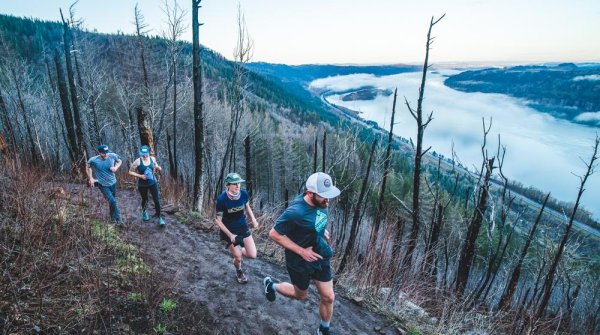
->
xmin=82 ymin=184 xmax=398 ymax=335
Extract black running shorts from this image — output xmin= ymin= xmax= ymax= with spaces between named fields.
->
xmin=287 ymin=262 xmax=332 ymax=290
xmin=220 ymin=228 xmax=251 ymax=246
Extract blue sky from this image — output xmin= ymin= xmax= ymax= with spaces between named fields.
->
xmin=2 ymin=0 xmax=600 ymax=65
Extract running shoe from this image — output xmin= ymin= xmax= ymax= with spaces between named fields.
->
xmin=236 ymin=269 xmax=248 ymax=284
xmin=263 ymin=276 xmax=276 ymax=302
xmin=142 ymin=210 xmax=150 ymax=221
xmin=157 ymin=217 xmax=165 ymax=226
xmin=317 ymin=325 xmax=332 ymax=335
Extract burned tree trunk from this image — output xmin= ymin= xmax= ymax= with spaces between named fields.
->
xmin=0 ymin=89 xmax=16 ymax=156
xmin=192 ymin=0 xmax=205 ymax=211
xmin=455 ymin=156 xmax=495 ymax=296
xmin=337 ymin=139 xmax=377 ymax=275
xmin=61 ymin=9 xmax=87 ymax=159
xmin=10 ymin=68 xmax=39 ymax=165
xmin=167 ymin=131 xmax=176 ymax=179
xmin=54 ymin=49 xmax=78 ymax=165
xmin=498 ymin=193 xmax=550 ymax=310
xmin=313 ymin=134 xmax=318 ymax=173
xmin=370 ymin=89 xmax=397 ymax=246
xmin=136 ymin=106 xmax=154 ymax=150
xmin=322 ymin=131 xmax=327 ymax=172
xmin=403 ymin=15 xmax=444 ymax=269
xmin=245 ymin=135 xmax=253 ymax=198
xmin=133 ymin=5 xmax=155 ymax=153
xmin=214 ymin=7 xmax=253 ymax=196
xmin=535 ymin=136 xmax=599 ymax=319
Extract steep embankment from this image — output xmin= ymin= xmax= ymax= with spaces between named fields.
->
xmin=83 ymin=184 xmax=399 ymax=335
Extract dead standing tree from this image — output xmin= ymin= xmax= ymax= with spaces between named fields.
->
xmin=403 ymin=14 xmax=445 ymax=270
xmin=8 ymin=67 xmax=40 ymax=166
xmin=423 ymin=154 xmax=459 ymax=276
xmin=0 ymin=88 xmax=17 ymax=156
xmin=470 ymin=141 xmax=516 ymax=304
xmin=133 ymin=5 xmax=154 ymax=151
xmin=60 ymin=9 xmax=87 ymax=163
xmin=370 ymin=89 xmax=397 ymax=246
xmin=455 ymin=118 xmax=496 ymax=296
xmin=535 ymin=135 xmax=599 ymax=319
xmin=53 ymin=49 xmax=79 ymax=166
xmin=214 ymin=5 xmax=253 ymax=198
xmin=192 ymin=0 xmax=205 ymax=211
xmin=497 ymin=193 xmax=550 ymax=310
xmin=161 ymin=0 xmax=187 ymax=179
xmin=337 ymin=139 xmax=377 ymax=275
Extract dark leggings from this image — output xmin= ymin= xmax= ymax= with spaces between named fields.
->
xmin=138 ymin=183 xmax=161 ymax=217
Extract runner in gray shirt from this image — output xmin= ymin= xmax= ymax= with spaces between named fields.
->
xmin=86 ymin=144 xmax=123 ymax=224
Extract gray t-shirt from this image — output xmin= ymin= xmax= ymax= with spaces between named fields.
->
xmin=274 ymin=195 xmax=333 ymax=271
xmin=87 ymin=153 xmax=120 ymax=187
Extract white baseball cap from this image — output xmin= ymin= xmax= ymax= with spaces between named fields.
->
xmin=306 ymin=172 xmax=340 ymax=199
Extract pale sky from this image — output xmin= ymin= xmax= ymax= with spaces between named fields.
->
xmin=2 ymin=0 xmax=600 ymax=65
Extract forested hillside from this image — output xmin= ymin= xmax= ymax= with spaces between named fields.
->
xmin=444 ymin=63 xmax=600 ymax=126
xmin=1 ymin=11 xmax=599 ymax=335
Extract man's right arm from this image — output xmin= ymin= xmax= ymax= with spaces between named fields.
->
xmin=269 ymin=228 xmax=322 ymax=262
xmin=86 ymin=164 xmax=96 ymax=187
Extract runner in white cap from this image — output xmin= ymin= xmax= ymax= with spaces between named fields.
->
xmin=263 ymin=172 xmax=341 ymax=335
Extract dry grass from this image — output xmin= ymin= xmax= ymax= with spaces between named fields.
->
xmin=0 ymin=162 xmax=214 ymax=334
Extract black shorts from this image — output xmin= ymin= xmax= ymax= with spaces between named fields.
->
xmin=287 ymin=261 xmax=333 ymax=291
xmin=220 ymin=228 xmax=251 ymax=246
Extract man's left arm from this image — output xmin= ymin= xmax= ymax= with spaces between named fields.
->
xmin=111 ymin=157 xmax=122 ymax=172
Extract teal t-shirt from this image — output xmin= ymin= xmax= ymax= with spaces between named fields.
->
xmin=274 ymin=195 xmax=333 ymax=271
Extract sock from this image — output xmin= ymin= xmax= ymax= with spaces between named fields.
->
xmin=320 ymin=321 xmax=330 ymax=329
xmin=271 ymin=283 xmax=277 ymax=292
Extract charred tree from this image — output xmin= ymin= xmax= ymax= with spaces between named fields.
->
xmin=133 ymin=5 xmax=155 ymax=152
xmin=245 ymin=135 xmax=253 ymax=198
xmin=9 ymin=68 xmax=39 ymax=166
xmin=54 ymin=49 xmax=78 ymax=165
xmin=424 ymin=155 xmax=458 ymax=276
xmin=167 ymin=131 xmax=176 ymax=178
xmin=403 ymin=14 xmax=444 ymax=269
xmin=162 ymin=0 xmax=186 ymax=177
xmin=192 ymin=0 xmax=205 ymax=211
xmin=455 ymin=119 xmax=495 ymax=295
xmin=135 ymin=106 xmax=154 ymax=149
xmin=322 ymin=131 xmax=327 ymax=172
xmin=455 ymin=156 xmax=494 ymax=296
xmin=60 ymin=9 xmax=87 ymax=159
xmin=0 ymin=89 xmax=16 ymax=156
xmin=337 ymin=139 xmax=377 ymax=275
xmin=134 ymin=5 xmax=151 ymax=95
xmin=370 ymin=88 xmax=397 ymax=246
xmin=498 ymin=193 xmax=550 ymax=310
xmin=313 ymin=134 xmax=318 ymax=173
xmin=535 ymin=136 xmax=599 ymax=319
xmin=214 ymin=5 xmax=253 ymax=196
xmin=471 ymin=143 xmax=515 ymax=303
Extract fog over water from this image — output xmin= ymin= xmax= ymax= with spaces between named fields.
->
xmin=310 ymin=71 xmax=600 ymax=219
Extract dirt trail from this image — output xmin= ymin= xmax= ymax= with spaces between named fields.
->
xmin=82 ymin=184 xmax=398 ymax=335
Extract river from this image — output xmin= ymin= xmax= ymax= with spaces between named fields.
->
xmin=309 ymin=70 xmax=600 ymax=220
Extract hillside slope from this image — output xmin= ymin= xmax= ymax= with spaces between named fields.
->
xmin=81 ymin=183 xmax=400 ymax=335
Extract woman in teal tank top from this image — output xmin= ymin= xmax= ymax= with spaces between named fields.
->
xmin=129 ymin=145 xmax=164 ymax=226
